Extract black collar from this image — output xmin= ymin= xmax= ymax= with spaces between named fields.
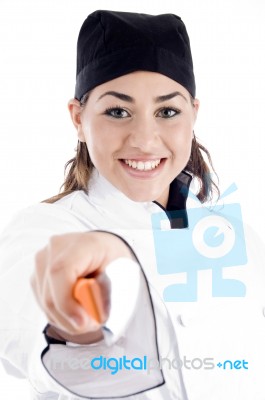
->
xmin=153 ymin=170 xmax=192 ymax=229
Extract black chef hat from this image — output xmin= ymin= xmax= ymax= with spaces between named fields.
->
xmin=74 ymin=10 xmax=196 ymax=101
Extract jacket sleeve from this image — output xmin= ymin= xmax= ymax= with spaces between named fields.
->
xmin=0 ymin=203 xmax=88 ymax=394
xmin=0 ymin=204 xmax=187 ymax=400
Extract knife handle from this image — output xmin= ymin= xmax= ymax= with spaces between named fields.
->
xmin=73 ymin=277 xmax=105 ymax=324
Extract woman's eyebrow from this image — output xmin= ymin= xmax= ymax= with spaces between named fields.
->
xmin=97 ymin=90 xmax=187 ymax=103
xmin=155 ymin=91 xmax=188 ymax=103
xmin=97 ymin=91 xmax=135 ymax=103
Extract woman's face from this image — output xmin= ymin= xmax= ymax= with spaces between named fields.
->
xmin=69 ymin=71 xmax=199 ymax=207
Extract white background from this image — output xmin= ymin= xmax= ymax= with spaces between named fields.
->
xmin=0 ymin=0 xmax=264 ymax=397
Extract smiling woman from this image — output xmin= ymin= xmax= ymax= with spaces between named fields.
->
xmin=1 ymin=8 xmax=265 ymax=400
xmin=66 ymin=71 xmax=200 ymax=206
xmin=44 ymin=71 xmax=217 ymax=206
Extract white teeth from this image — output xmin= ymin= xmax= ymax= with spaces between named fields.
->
xmin=124 ymin=159 xmax=161 ymax=171
xmin=144 ymin=161 xmax=152 ymax=170
xmin=137 ymin=161 xmax=144 ymax=171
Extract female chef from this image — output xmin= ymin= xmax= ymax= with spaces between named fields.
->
xmin=1 ymin=9 xmax=265 ymax=400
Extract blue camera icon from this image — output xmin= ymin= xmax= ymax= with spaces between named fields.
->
xmin=151 ymin=200 xmax=248 ymax=302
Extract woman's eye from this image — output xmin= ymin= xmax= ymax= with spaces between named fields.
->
xmin=157 ymin=108 xmax=180 ymax=118
xmin=105 ymin=107 xmax=130 ymax=119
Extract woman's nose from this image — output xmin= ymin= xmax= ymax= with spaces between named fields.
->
xmin=127 ymin=117 xmax=159 ymax=150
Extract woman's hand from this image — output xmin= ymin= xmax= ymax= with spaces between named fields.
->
xmin=31 ymin=231 xmax=134 ymax=341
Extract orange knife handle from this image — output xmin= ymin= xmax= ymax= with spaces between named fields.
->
xmin=73 ymin=277 xmax=105 ymax=324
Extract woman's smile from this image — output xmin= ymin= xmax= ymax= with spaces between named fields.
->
xmin=123 ymin=159 xmax=161 ymax=171
xmin=118 ymin=157 xmax=167 ymax=179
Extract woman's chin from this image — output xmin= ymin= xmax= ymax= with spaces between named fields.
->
xmin=122 ymin=189 xmax=166 ymax=206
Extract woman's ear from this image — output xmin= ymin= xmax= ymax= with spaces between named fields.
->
xmin=192 ymin=98 xmax=200 ymax=123
xmin=68 ymin=99 xmax=86 ymax=142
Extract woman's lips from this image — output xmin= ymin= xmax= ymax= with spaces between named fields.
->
xmin=119 ymin=158 xmax=166 ymax=178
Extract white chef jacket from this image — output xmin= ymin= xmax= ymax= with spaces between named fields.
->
xmin=0 ymin=169 xmax=265 ymax=400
